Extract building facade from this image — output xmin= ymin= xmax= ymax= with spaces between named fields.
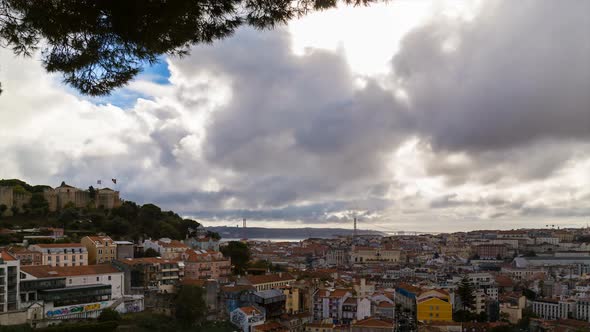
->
xmin=29 ymin=243 xmax=88 ymax=267
xmin=81 ymin=236 xmax=117 ymax=265
xmin=0 ymin=252 xmax=20 ymax=312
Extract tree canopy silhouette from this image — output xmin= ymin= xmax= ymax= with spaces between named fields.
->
xmin=0 ymin=0 xmax=379 ymax=96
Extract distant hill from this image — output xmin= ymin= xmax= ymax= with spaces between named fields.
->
xmin=206 ymin=226 xmax=384 ymax=240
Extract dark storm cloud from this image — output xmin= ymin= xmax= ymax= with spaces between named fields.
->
xmin=393 ymin=0 xmax=590 ymax=182
xmin=2 ymin=0 xmax=589 ymax=229
xmin=170 ymin=28 xmax=413 ymax=209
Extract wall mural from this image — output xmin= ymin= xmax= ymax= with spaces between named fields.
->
xmin=46 ymin=301 xmax=109 ymax=317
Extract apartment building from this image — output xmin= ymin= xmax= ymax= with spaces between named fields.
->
xmin=81 ymin=236 xmax=117 ymax=264
xmin=238 ymin=273 xmax=296 ymax=292
xmin=530 ymin=298 xmax=574 ymax=320
xmin=312 ymin=288 xmax=352 ymax=323
xmin=143 ymin=238 xmax=190 ymax=260
xmin=350 ymin=246 xmax=401 ymax=264
xmin=182 ymin=249 xmax=231 ymax=281
xmin=0 ymin=252 xmax=19 ymax=312
xmin=114 ymin=257 xmax=182 ymax=294
xmin=20 ymin=264 xmax=124 ymax=300
xmin=29 ymin=243 xmax=88 ymax=267
xmin=7 ymin=247 xmax=42 ymax=266
xmin=417 ymin=289 xmax=453 ymax=323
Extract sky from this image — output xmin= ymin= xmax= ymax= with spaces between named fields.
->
xmin=0 ymin=0 xmax=589 ymax=233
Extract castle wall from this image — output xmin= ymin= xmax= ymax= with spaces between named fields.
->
xmin=0 ymin=187 xmax=14 ymax=216
xmin=43 ymin=189 xmax=58 ymax=212
xmin=13 ymin=191 xmax=32 ymax=212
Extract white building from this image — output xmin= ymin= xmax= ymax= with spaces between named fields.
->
xmin=574 ymin=299 xmax=590 ymax=322
xmin=20 ymin=264 xmax=124 ymax=299
xmin=142 ymin=238 xmax=189 ymax=260
xmin=28 ymin=243 xmax=88 ymax=267
xmin=529 ymin=298 xmax=574 ymax=320
xmin=0 ymin=252 xmax=20 ymax=313
xmin=230 ymin=306 xmax=265 ymax=332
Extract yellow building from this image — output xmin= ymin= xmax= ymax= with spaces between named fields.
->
xmin=417 ymin=289 xmax=453 ymax=323
xmin=81 ymin=235 xmax=117 ymax=264
xmin=283 ymin=285 xmax=301 ymax=313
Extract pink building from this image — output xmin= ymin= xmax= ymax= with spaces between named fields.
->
xmin=182 ymin=249 xmax=231 ymax=282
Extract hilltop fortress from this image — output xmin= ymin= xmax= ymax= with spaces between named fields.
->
xmin=0 ymin=182 xmax=122 ymax=216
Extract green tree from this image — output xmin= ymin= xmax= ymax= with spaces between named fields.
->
xmin=0 ymin=0 xmax=381 ymax=96
xmin=29 ymin=192 xmax=49 ymax=215
xmin=98 ymin=308 xmax=121 ymax=322
xmin=457 ymin=275 xmax=475 ymax=311
xmin=221 ymin=241 xmax=250 ymax=275
xmin=143 ymin=248 xmax=159 ymax=257
xmin=88 ymin=186 xmax=96 ymax=200
xmin=206 ymin=230 xmax=221 ymax=241
xmin=174 ymin=285 xmax=207 ymax=327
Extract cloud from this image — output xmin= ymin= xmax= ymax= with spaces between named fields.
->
xmin=0 ymin=0 xmax=589 ymax=232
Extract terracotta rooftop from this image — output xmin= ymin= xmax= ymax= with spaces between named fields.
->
xmin=245 ymin=273 xmax=295 ymax=285
xmin=117 ymin=257 xmax=179 ymax=265
xmin=328 ymin=289 xmax=352 ymax=298
xmin=221 ymin=285 xmax=255 ymax=293
xmin=21 ymin=264 xmax=120 ymax=278
xmin=239 ymin=306 xmax=262 ymax=315
xmin=253 ymin=322 xmax=287 ymax=332
xmin=377 ymin=301 xmax=394 ymax=308
xmin=86 ymin=236 xmax=114 ymax=244
xmin=32 ymin=243 xmax=85 ymax=248
xmin=157 ymin=240 xmax=189 ymax=249
xmin=353 ymin=317 xmax=394 ymax=328
xmin=0 ymin=251 xmax=17 ymax=261
xmin=397 ymin=282 xmax=422 ymax=294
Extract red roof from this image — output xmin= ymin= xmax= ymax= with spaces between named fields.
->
xmin=240 ymin=306 xmax=262 ymax=315
xmin=0 ymin=251 xmax=17 ymax=261
xmin=117 ymin=257 xmax=179 ymax=265
xmin=21 ymin=264 xmax=120 ymax=278
xmin=33 ymin=243 xmax=84 ymax=248
xmin=245 ymin=273 xmax=295 ymax=285
xmin=353 ymin=317 xmax=394 ymax=328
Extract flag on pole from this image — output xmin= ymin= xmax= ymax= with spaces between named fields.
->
xmin=112 ymin=179 xmax=117 ymax=184
xmin=97 ymin=180 xmax=101 ymax=185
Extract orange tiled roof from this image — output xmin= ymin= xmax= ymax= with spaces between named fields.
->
xmin=0 ymin=251 xmax=17 ymax=261
xmin=86 ymin=236 xmax=114 ymax=244
xmin=397 ymin=282 xmax=422 ymax=294
xmin=158 ymin=240 xmax=189 ymax=248
xmin=353 ymin=317 xmax=394 ymax=328
xmin=33 ymin=243 xmax=85 ymax=248
xmin=245 ymin=273 xmax=295 ymax=285
xmin=240 ymin=306 xmax=261 ymax=315
xmin=117 ymin=257 xmax=179 ymax=265
xmin=329 ymin=289 xmax=352 ymax=298
xmin=21 ymin=264 xmax=120 ymax=278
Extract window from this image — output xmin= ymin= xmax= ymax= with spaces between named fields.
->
xmin=108 ymin=276 xmax=111 ymax=281
xmin=99 ymin=249 xmax=102 ymax=254
xmin=80 ymin=255 xmax=83 ymax=259
xmin=97 ymin=277 xmax=100 ymax=281
xmin=69 ymin=279 xmax=72 ymax=284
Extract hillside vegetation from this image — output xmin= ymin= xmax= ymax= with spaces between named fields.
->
xmin=0 ymin=179 xmax=218 ymax=244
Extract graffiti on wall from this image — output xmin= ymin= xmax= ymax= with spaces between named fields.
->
xmin=46 ymin=302 xmax=109 ymax=317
